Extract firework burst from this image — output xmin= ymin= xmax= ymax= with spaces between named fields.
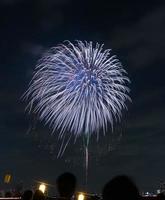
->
xmin=24 ymin=41 xmax=130 ymax=143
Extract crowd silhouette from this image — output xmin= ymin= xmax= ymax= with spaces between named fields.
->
xmin=1 ymin=172 xmax=165 ymax=200
xmin=56 ymin=172 xmax=77 ymax=200
xmin=102 ymin=175 xmax=140 ymax=200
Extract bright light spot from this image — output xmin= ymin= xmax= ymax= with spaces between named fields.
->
xmin=78 ymin=193 xmax=85 ymax=200
xmin=39 ymin=183 xmax=46 ymax=193
xmin=4 ymin=174 xmax=12 ymax=183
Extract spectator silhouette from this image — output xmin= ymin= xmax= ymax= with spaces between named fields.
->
xmin=22 ymin=190 xmax=33 ymax=200
xmin=33 ymin=189 xmax=45 ymax=200
xmin=5 ymin=191 xmax=12 ymax=197
xmin=56 ymin=172 xmax=77 ymax=200
xmin=0 ymin=191 xmax=3 ymax=197
xmin=102 ymin=175 xmax=140 ymax=200
xmin=157 ymin=193 xmax=165 ymax=200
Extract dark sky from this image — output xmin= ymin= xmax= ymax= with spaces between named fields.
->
xmin=1 ymin=0 xmax=165 ymax=194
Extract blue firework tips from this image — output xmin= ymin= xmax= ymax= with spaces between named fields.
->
xmin=24 ymin=41 xmax=131 ymax=138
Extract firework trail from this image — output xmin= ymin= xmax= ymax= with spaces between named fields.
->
xmin=24 ymin=40 xmax=130 ymax=185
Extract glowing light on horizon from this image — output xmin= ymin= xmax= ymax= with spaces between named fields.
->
xmin=78 ymin=193 xmax=85 ymax=200
xmin=39 ymin=183 xmax=46 ymax=193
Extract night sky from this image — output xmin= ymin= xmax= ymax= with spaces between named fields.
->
xmin=1 ymin=0 xmax=165 ymax=194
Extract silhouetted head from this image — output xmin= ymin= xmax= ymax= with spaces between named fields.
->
xmin=5 ymin=191 xmax=12 ymax=197
xmin=102 ymin=175 xmax=140 ymax=200
xmin=22 ymin=190 xmax=33 ymax=200
xmin=56 ymin=172 xmax=77 ymax=198
xmin=33 ymin=190 xmax=45 ymax=200
xmin=157 ymin=193 xmax=165 ymax=200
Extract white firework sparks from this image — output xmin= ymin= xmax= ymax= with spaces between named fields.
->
xmin=24 ymin=40 xmax=131 ymax=141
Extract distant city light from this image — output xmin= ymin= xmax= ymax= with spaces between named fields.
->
xmin=39 ymin=183 xmax=46 ymax=193
xmin=4 ymin=174 xmax=12 ymax=184
xmin=78 ymin=193 xmax=85 ymax=200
